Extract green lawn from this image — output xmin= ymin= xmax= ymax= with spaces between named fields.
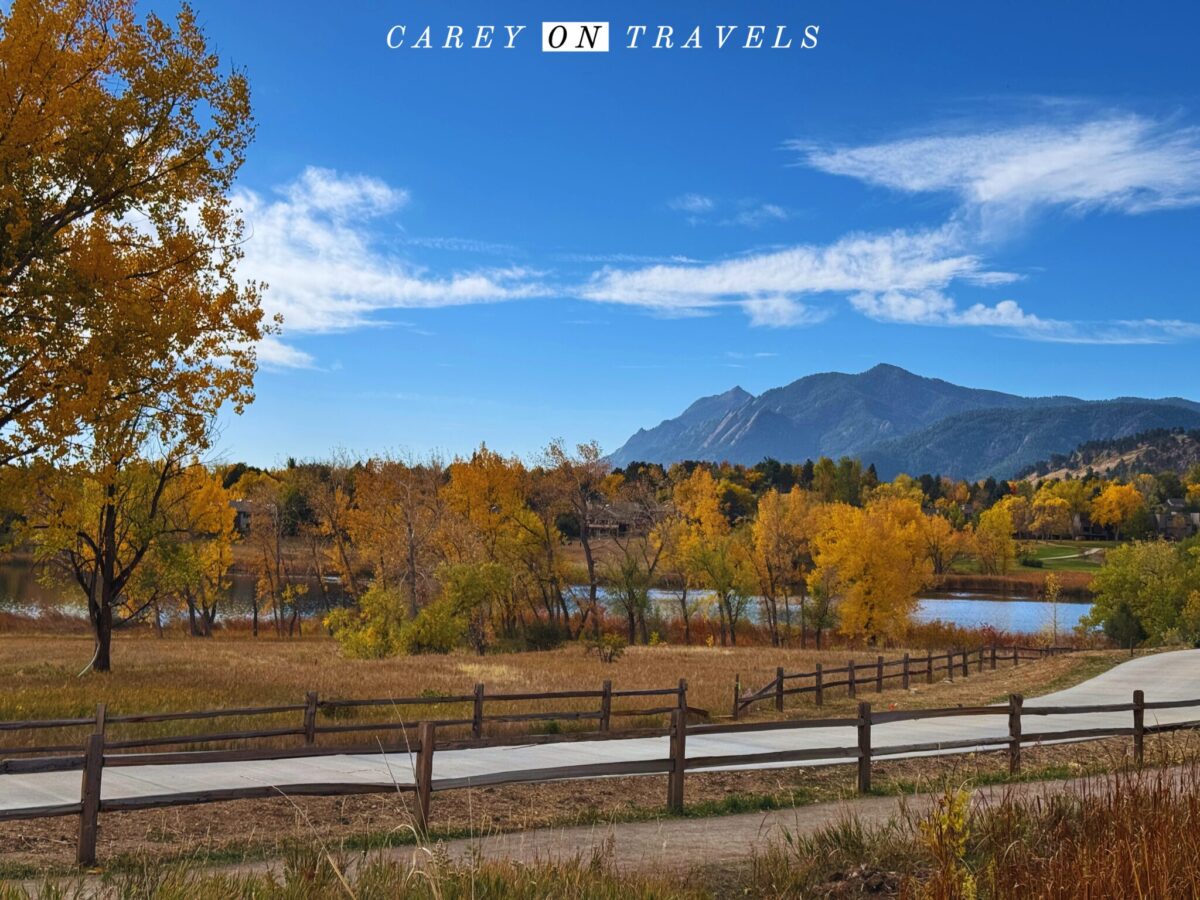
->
xmin=1020 ymin=540 xmax=1114 ymax=572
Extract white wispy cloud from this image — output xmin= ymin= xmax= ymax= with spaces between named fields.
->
xmin=794 ymin=115 xmax=1200 ymax=218
xmin=742 ymin=297 xmax=830 ymax=327
xmin=668 ymin=194 xmax=790 ymax=228
xmin=237 ymin=167 xmax=544 ymax=365
xmin=581 ymin=226 xmax=992 ymax=324
xmin=667 ymin=193 xmax=716 ymax=214
xmin=847 ymin=291 xmax=1200 ymax=345
xmin=722 ymin=202 xmax=789 ymax=228
xmin=579 ymin=223 xmax=1200 ymax=342
xmin=256 ymin=335 xmax=317 ymax=370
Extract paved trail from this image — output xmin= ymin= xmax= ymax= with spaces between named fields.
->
xmin=3 ymin=651 xmax=1198 ymax=817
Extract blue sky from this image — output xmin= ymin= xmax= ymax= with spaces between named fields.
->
xmin=167 ymin=1 xmax=1200 ymax=466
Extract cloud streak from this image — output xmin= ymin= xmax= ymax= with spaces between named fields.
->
xmin=794 ymin=115 xmax=1200 ymax=218
xmin=581 ymin=226 xmax=1002 ymax=324
xmin=237 ymin=167 xmax=544 ymax=365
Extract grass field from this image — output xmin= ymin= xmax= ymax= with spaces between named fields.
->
xmin=0 ymin=633 xmax=1116 ymax=741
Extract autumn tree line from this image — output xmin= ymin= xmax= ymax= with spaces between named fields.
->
xmin=8 ymin=441 xmax=1198 ymax=668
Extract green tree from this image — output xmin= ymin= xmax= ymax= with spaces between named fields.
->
xmin=1085 ymin=541 xmax=1200 ymax=645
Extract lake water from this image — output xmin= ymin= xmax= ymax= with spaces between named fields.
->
xmin=915 ymin=593 xmax=1092 ymax=633
xmin=0 ymin=560 xmax=1092 ymax=636
xmin=638 ymin=588 xmax=1091 ymax=635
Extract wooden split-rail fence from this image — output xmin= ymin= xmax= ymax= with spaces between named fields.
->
xmin=733 ymin=644 xmax=1077 ymax=718
xmin=0 ymin=679 xmax=702 ymax=759
xmin=4 ymin=649 xmax=1177 ymax=870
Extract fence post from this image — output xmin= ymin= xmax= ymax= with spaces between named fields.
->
xmin=598 ymin=680 xmax=612 ymax=732
xmin=415 ymin=721 xmax=435 ymax=835
xmin=77 ymin=706 xmax=106 ymax=867
xmin=857 ymin=702 xmax=872 ymax=794
xmin=947 ymin=651 xmax=954 ymax=682
xmin=1013 ymin=646 xmax=1019 ymax=668
xmin=732 ymin=673 xmax=741 ymax=720
xmin=814 ymin=663 xmax=824 ymax=707
xmin=775 ymin=667 xmax=785 ymax=713
xmin=876 ymin=655 xmax=884 ymax=693
xmin=303 ymin=691 xmax=318 ymax=745
xmin=990 ymin=644 xmax=997 ymax=670
xmin=902 ymin=653 xmax=910 ymax=691
xmin=1008 ymin=694 xmax=1023 ymax=776
xmin=977 ymin=648 xmax=984 ymax=674
xmin=668 ymin=707 xmax=686 ymax=812
xmin=678 ymin=678 xmax=689 ymax=720
xmin=848 ymin=660 xmax=856 ymax=698
xmin=472 ymin=683 xmax=485 ymax=739
xmin=1133 ymin=689 xmax=1145 ymax=767
xmin=926 ymin=653 xmax=933 ymax=684
xmin=960 ymin=649 xmax=969 ymax=678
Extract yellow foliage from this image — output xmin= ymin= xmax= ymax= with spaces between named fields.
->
xmin=974 ymin=504 xmax=1016 ymax=575
xmin=1092 ymin=483 xmax=1145 ymax=537
xmin=808 ymin=497 xmax=932 ymax=644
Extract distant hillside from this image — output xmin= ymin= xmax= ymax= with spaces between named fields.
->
xmin=863 ymin=403 xmax=1200 ymax=482
xmin=609 ymin=365 xmax=1200 ymax=480
xmin=1018 ymin=428 xmax=1200 ymax=481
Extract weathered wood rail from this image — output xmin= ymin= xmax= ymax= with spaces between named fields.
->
xmin=0 ymin=680 xmax=1185 ymax=868
xmin=0 ymin=679 xmax=703 ymax=758
xmin=733 ymin=644 xmax=1077 ymax=718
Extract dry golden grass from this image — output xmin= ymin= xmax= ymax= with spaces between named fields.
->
xmin=0 ymin=631 xmax=1124 ymax=754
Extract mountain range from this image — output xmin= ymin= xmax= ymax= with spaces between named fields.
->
xmin=608 ymin=364 xmax=1200 ymax=481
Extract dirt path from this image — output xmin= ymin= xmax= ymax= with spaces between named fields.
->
xmin=251 ymin=768 xmax=1183 ymax=875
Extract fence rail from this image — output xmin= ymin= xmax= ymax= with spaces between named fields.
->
xmin=0 ymin=679 xmax=704 ymax=761
xmin=0 ymin=684 xmax=1180 ymax=868
xmin=733 ymin=644 xmax=1077 ymax=718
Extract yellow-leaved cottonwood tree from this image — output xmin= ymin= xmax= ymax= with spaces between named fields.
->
xmin=1092 ymin=483 xmax=1146 ymax=540
xmin=750 ymin=487 xmax=815 ymax=646
xmin=7 ymin=0 xmax=269 ymax=671
xmin=808 ymin=496 xmax=932 ymax=645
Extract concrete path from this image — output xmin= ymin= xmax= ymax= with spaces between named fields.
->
xmin=3 ymin=651 xmax=1198 ymax=817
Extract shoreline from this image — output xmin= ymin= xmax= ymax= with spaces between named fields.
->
xmin=933 ymin=572 xmax=1094 ymax=600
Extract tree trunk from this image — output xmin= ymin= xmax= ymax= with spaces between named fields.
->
xmin=581 ymin=533 xmax=601 ymax=638
xmin=91 ymin=495 xmax=119 ymax=673
xmin=187 ymin=597 xmax=201 ymax=637
xmin=93 ymin=602 xmax=113 ymax=673
xmin=406 ymin=522 xmax=420 ymax=618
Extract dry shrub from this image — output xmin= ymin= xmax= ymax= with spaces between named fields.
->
xmin=970 ymin=768 xmax=1200 ymax=899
